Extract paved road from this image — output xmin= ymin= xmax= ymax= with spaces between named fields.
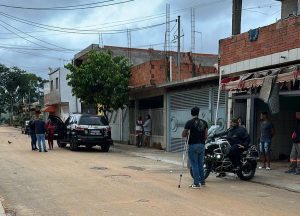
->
xmin=0 ymin=126 xmax=299 ymax=216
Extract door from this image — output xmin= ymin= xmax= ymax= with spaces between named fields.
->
xmin=232 ymin=99 xmax=247 ymax=126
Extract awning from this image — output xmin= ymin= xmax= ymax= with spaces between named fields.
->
xmin=41 ymin=105 xmax=56 ymax=113
xmin=222 ymin=66 xmax=300 ymax=91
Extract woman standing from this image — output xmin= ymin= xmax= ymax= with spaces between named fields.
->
xmin=46 ymin=120 xmax=56 ymax=150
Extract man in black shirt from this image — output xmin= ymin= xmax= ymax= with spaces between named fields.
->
xmin=34 ymin=114 xmax=47 ymax=152
xmin=226 ymin=118 xmax=250 ymax=169
xmin=182 ymin=107 xmax=208 ymax=188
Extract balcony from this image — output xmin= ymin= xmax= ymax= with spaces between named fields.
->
xmin=44 ymin=89 xmax=61 ymax=105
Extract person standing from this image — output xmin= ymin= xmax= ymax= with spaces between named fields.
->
xmin=258 ymin=112 xmax=275 ymax=170
xmin=29 ymin=117 xmax=38 ymax=151
xmin=182 ymin=107 xmax=208 ymax=188
xmin=135 ymin=116 xmax=143 ymax=148
xmin=143 ymin=114 xmax=151 ymax=147
xmin=35 ymin=114 xmax=47 ymax=152
xmin=46 ymin=120 xmax=55 ymax=150
xmin=285 ymin=111 xmax=300 ymax=175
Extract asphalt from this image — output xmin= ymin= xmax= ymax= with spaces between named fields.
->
xmin=113 ymin=143 xmax=300 ymax=193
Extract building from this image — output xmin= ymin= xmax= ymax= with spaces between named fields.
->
xmin=219 ymin=0 xmax=300 ymax=159
xmin=128 ymin=52 xmax=221 ymax=151
xmin=73 ymin=45 xmax=221 ymax=150
xmin=43 ymin=67 xmax=82 ymax=121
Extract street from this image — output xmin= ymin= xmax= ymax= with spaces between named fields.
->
xmin=0 ymin=126 xmax=299 ymax=216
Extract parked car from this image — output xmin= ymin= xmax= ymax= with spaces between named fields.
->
xmin=48 ymin=114 xmax=113 ymax=152
xmin=21 ymin=120 xmax=30 ymax=134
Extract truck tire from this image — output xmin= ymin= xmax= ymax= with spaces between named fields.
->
xmin=101 ymin=144 xmax=110 ymax=152
xmin=70 ymin=137 xmax=78 ymax=151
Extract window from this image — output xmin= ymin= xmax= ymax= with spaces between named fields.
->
xmin=50 ymin=80 xmax=54 ymax=91
xmin=56 ymin=78 xmax=59 ymax=89
xmin=79 ymin=115 xmax=108 ymax=126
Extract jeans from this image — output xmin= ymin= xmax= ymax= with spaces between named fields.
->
xmin=290 ymin=143 xmax=300 ymax=171
xmin=260 ymin=139 xmax=271 ymax=155
xmin=30 ymin=132 xmax=37 ymax=150
xmin=36 ymin=134 xmax=46 ymax=152
xmin=188 ymin=144 xmax=205 ymax=185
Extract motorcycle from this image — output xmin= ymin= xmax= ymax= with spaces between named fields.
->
xmin=188 ymin=125 xmax=259 ymax=181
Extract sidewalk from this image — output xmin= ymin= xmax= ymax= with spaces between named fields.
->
xmin=113 ymin=143 xmax=300 ymax=193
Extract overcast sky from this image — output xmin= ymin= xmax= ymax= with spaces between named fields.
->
xmin=0 ymin=0 xmax=281 ymax=79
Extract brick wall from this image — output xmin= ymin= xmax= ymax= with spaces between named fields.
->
xmin=129 ymin=57 xmax=217 ymax=87
xmin=220 ymin=16 xmax=300 ymax=66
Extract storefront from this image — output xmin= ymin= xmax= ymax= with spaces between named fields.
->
xmin=222 ymin=65 xmax=300 ymax=159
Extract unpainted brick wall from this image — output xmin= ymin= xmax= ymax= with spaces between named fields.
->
xmin=219 ymin=16 xmax=300 ymax=66
xmin=129 ymin=59 xmax=217 ymax=87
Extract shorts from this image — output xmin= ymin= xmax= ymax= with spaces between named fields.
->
xmin=260 ymin=139 xmax=271 ymax=154
xmin=144 ymin=131 xmax=151 ymax=136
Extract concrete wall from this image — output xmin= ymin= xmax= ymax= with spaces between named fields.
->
xmin=59 ymin=68 xmax=81 ymax=114
xmin=109 ymin=108 xmax=129 ymax=143
xmin=280 ymin=0 xmax=299 ymax=18
xmin=74 ymin=44 xmax=217 ymax=68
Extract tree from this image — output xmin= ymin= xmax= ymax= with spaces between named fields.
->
xmin=0 ymin=64 xmax=47 ymax=123
xmin=65 ymin=51 xmax=131 ymax=119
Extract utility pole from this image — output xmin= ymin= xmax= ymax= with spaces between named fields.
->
xmin=177 ymin=16 xmax=181 ymax=81
xmin=232 ymin=0 xmax=242 ymax=35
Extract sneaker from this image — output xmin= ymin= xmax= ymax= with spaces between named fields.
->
xmin=266 ymin=167 xmax=271 ymax=170
xmin=44 ymin=150 xmax=48 ymax=152
xmin=258 ymin=166 xmax=266 ymax=169
xmin=295 ymin=171 xmax=300 ymax=175
xmin=189 ymin=184 xmax=201 ymax=189
xmin=201 ymin=181 xmax=206 ymax=186
xmin=285 ymin=169 xmax=296 ymax=174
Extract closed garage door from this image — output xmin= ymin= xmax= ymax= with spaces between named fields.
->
xmin=168 ymin=86 xmax=226 ymax=152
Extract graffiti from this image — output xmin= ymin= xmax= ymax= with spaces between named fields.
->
xmin=170 ymin=108 xmax=226 ymax=139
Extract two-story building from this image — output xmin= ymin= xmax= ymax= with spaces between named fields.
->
xmin=43 ymin=67 xmax=82 ymax=121
xmin=73 ymin=45 xmax=222 ymax=151
xmin=219 ymin=0 xmax=300 ymax=159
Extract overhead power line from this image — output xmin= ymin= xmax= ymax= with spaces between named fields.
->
xmin=0 ymin=21 xmax=73 ymax=52
xmin=0 ymin=0 xmax=134 ymax=10
xmin=0 ymin=12 xmax=176 ymax=35
xmin=0 ymin=19 xmax=74 ymax=51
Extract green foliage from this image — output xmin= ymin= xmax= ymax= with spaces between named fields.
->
xmin=65 ymin=51 xmax=131 ymax=114
xmin=0 ymin=64 xmax=47 ymax=115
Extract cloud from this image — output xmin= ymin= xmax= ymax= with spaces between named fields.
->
xmin=0 ymin=0 xmax=281 ymax=78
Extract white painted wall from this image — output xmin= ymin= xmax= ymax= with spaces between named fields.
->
xmin=59 ymin=68 xmax=81 ymax=114
xmin=47 ymin=68 xmax=81 ymax=120
xmin=220 ymin=48 xmax=300 ymax=76
xmin=110 ymin=108 xmax=129 ymax=143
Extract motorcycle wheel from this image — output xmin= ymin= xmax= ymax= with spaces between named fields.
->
xmin=190 ymin=157 xmax=212 ymax=179
xmin=237 ymin=161 xmax=257 ymax=181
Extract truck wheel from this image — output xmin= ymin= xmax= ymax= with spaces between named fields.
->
xmin=70 ymin=138 xmax=78 ymax=151
xmin=101 ymin=144 xmax=110 ymax=152
xmin=57 ymin=140 xmax=66 ymax=148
